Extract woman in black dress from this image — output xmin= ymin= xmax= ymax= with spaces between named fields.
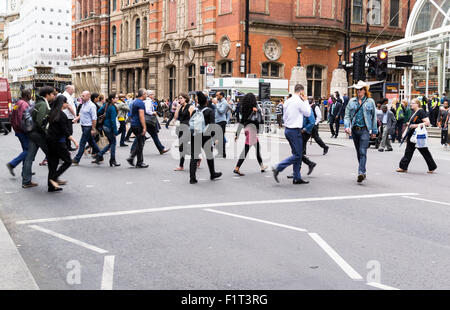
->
xmin=397 ymin=98 xmax=437 ymax=174
xmin=46 ymin=95 xmax=79 ymax=192
xmin=233 ymin=93 xmax=267 ymax=176
xmin=173 ymin=93 xmax=195 ymax=171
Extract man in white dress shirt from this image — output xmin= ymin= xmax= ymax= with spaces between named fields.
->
xmin=272 ymin=84 xmax=311 ymax=185
xmin=62 ymin=85 xmax=77 ymax=150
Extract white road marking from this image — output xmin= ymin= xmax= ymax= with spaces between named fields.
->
xmin=402 ymin=196 xmax=450 ymax=206
xmin=367 ymin=282 xmax=400 ymax=290
xmin=324 ymin=173 xmax=332 ymax=176
xmin=204 ymin=209 xmax=307 ymax=232
xmin=86 ymin=185 xmax=94 ymax=188
xmin=265 ymin=175 xmax=272 ymax=178
xmin=126 ymin=182 xmax=133 ymax=185
xmin=233 ymin=177 xmax=240 ymax=179
xmin=28 ymin=225 xmax=108 ymax=254
xmin=308 ymin=233 xmax=363 ymax=281
xmin=4 ymin=191 xmax=17 ymax=194
xmin=101 ymin=255 xmax=115 ymax=290
xmin=16 ymin=193 xmax=419 ymax=225
xmin=163 ymin=180 xmax=171 ymax=183
xmin=199 ymin=179 xmax=206 ymax=181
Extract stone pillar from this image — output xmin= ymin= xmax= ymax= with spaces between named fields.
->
xmin=330 ymin=68 xmax=348 ymax=98
xmin=289 ymin=66 xmax=308 ymax=95
xmin=134 ymin=69 xmax=139 ymax=92
xmin=141 ymin=68 xmax=147 ymax=90
xmin=116 ymin=69 xmax=121 ymax=93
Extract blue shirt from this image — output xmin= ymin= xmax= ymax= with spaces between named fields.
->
xmin=354 ymin=102 xmax=366 ymax=127
xmin=79 ymin=100 xmax=98 ymax=126
xmin=131 ymin=99 xmax=145 ymax=127
xmin=215 ymin=98 xmax=229 ymax=123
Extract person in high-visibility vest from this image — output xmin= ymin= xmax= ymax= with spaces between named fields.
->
xmin=430 ymin=93 xmax=441 ymax=127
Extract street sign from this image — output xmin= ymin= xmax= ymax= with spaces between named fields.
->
xmin=206 ymin=66 xmax=214 ymax=75
xmin=259 ymin=82 xmax=271 ymax=101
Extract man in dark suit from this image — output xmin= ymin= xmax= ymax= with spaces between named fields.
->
xmin=328 ymin=92 xmax=343 ymax=138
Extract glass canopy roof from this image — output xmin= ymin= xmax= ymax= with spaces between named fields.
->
xmin=407 ymin=0 xmax=450 ymax=37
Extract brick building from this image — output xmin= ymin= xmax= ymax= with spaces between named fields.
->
xmin=72 ymin=0 xmax=414 ymax=99
xmin=71 ymin=0 xmax=110 ymax=95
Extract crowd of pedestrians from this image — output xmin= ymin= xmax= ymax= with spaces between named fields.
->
xmin=4 ymin=79 xmax=445 ymax=192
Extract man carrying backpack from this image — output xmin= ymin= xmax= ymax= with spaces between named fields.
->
xmin=6 ymin=90 xmax=32 ymax=177
xmin=22 ymin=86 xmax=56 ymax=188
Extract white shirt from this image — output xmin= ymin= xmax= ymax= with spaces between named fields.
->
xmin=314 ymin=105 xmax=322 ymax=124
xmin=144 ymin=98 xmax=154 ymax=115
xmin=62 ymin=91 xmax=76 ymax=119
xmin=283 ymin=94 xmax=311 ymax=129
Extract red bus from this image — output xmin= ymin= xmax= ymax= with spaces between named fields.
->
xmin=0 ymin=78 xmax=12 ymax=132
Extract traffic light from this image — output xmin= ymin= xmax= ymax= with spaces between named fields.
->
xmin=353 ymin=51 xmax=366 ymax=82
xmin=376 ymin=49 xmax=388 ymax=80
xmin=200 ymin=66 xmax=205 ymax=75
xmin=368 ymin=56 xmax=377 ymax=77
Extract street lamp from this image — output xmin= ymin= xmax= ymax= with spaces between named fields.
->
xmin=337 ymin=49 xmax=344 ymax=68
xmin=296 ymin=46 xmax=302 ymax=67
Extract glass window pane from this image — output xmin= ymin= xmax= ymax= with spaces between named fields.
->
xmin=270 ymin=64 xmax=279 ymax=77
xmin=353 ymin=0 xmax=363 ymax=23
xmin=307 ymin=80 xmax=313 ymax=97
xmin=262 ymin=63 xmax=269 ymax=76
xmin=307 ymin=66 xmax=313 ymax=79
xmin=390 ymin=0 xmax=399 ymax=27
xmin=314 ymin=81 xmax=322 ymax=98
xmin=222 ymin=62 xmax=227 ymax=74
xmin=227 ymin=61 xmax=232 ymax=74
xmin=314 ymin=67 xmax=322 ymax=79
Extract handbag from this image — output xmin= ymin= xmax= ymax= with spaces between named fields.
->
xmin=248 ymin=109 xmax=263 ymax=124
xmin=145 ymin=113 xmax=158 ymax=128
xmin=97 ymin=133 xmax=109 ymax=150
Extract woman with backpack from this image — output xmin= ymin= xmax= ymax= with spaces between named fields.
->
xmin=232 ymin=93 xmax=267 ymax=176
xmin=173 ymin=93 xmax=195 ymax=171
xmin=46 ymin=95 xmax=79 ymax=192
xmin=6 ymin=90 xmax=32 ymax=177
xmin=189 ymin=91 xmax=223 ymax=184
xmin=93 ymin=94 xmax=120 ymax=167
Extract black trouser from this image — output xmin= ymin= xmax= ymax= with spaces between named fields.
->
xmin=236 ymin=142 xmax=263 ymax=168
xmin=177 ymin=128 xmax=190 ymax=167
xmin=129 ymin=126 xmax=146 ymax=165
xmin=125 ymin=125 xmax=133 ymax=141
xmin=430 ymin=108 xmax=439 ymax=127
xmin=399 ymin=138 xmax=437 ymax=171
xmin=329 ymin=116 xmax=340 ymax=136
xmin=66 ymin=119 xmax=74 ymax=149
xmin=190 ymin=134 xmax=216 ymax=181
xmin=311 ymin=125 xmax=327 ymax=150
xmin=441 ymin=129 xmax=448 ymax=145
xmin=217 ymin=121 xmax=227 ymax=157
xmin=302 ymin=132 xmax=315 ymax=166
xmin=47 ymin=140 xmax=72 ymax=189
xmin=277 ymin=114 xmax=283 ymax=128
xmin=119 ymin=120 xmax=127 ymax=145
xmin=166 ymin=112 xmax=175 ymax=128
xmin=394 ymin=120 xmax=404 ymax=142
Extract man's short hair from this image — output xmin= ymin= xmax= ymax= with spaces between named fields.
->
xmin=294 ymin=84 xmax=304 ymax=93
xmin=219 ymin=91 xmax=225 ymax=98
xmin=137 ymin=88 xmax=147 ymax=98
xmin=39 ymin=86 xmax=55 ymax=98
xmin=21 ymin=89 xmax=32 ymax=101
xmin=65 ymin=85 xmax=74 ymax=91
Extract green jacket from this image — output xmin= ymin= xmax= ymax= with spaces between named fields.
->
xmin=32 ymin=95 xmax=51 ymax=134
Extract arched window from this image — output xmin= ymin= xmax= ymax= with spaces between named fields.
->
xmin=135 ymin=18 xmax=141 ymax=49
xmin=187 ymin=64 xmax=196 ymax=92
xmin=261 ymin=62 xmax=281 ymax=78
xmin=168 ymin=66 xmax=176 ymax=102
xmin=307 ymin=65 xmax=324 ymax=99
xmin=112 ymin=26 xmax=117 ymax=55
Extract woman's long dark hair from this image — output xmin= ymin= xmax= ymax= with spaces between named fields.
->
xmin=242 ymin=93 xmax=257 ymax=109
xmin=196 ymin=91 xmax=207 ymax=108
xmin=49 ymin=95 xmax=67 ymax=124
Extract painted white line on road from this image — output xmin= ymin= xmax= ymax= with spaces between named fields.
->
xmin=163 ymin=180 xmax=171 ymax=183
xmin=4 ymin=191 xmax=17 ymax=194
xmin=204 ymin=209 xmax=307 ymax=232
xmin=86 ymin=185 xmax=94 ymax=188
xmin=366 ymin=282 xmax=400 ymax=290
xmin=126 ymin=182 xmax=133 ymax=185
xmin=16 ymin=193 xmax=419 ymax=225
xmin=308 ymin=233 xmax=363 ymax=281
xmin=28 ymin=225 xmax=108 ymax=254
xmin=402 ymin=196 xmax=450 ymax=206
xmin=101 ymin=255 xmax=115 ymax=290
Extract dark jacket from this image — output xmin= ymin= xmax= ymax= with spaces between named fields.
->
xmin=32 ymin=95 xmax=51 ymax=135
xmin=98 ymin=103 xmax=118 ymax=135
xmin=382 ymin=110 xmax=397 ymax=134
xmin=239 ymin=99 xmax=258 ymax=127
xmin=47 ymin=111 xmax=70 ymax=141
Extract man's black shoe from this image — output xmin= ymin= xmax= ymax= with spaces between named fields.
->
xmin=293 ymin=179 xmax=309 ymax=185
xmin=6 ymin=163 xmax=15 ymax=177
xmin=357 ymin=174 xmax=366 ymax=183
xmin=287 ymin=175 xmax=293 ymax=179
xmin=120 ymin=144 xmax=128 ymax=147
xmin=308 ymin=163 xmax=317 ymax=176
xmin=190 ymin=179 xmax=198 ymax=184
xmin=378 ymin=149 xmax=384 ymax=152
xmin=126 ymin=158 xmax=135 ymax=167
xmin=48 ymin=187 xmax=63 ymax=193
xmin=136 ymin=163 xmax=149 ymax=169
xmin=386 ymin=148 xmax=393 ymax=152
xmin=272 ymin=166 xmax=280 ymax=183
xmin=323 ymin=147 xmax=329 ymax=155
xmin=210 ymin=172 xmax=222 ymax=180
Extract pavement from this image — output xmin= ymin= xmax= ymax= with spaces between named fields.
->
xmin=0 ymin=122 xmax=449 ymax=290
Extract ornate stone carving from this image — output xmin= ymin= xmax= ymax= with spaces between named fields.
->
xmin=264 ymin=39 xmax=282 ymax=61
xmin=219 ymin=36 xmax=231 ymax=58
xmin=168 ymin=50 xmax=175 ymax=63
xmin=188 ymin=48 xmax=195 ymax=62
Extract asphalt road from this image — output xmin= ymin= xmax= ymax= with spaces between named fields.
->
xmin=0 ymin=123 xmax=449 ymax=290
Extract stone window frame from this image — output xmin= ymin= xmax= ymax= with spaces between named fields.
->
xmin=167 ymin=65 xmax=177 ymax=102
xmin=351 ymin=0 xmax=365 ymax=25
xmin=217 ymin=59 xmax=233 ymax=77
xmin=260 ymin=61 xmax=284 ymax=79
xmin=296 ymin=0 xmax=316 ymax=17
xmin=306 ymin=64 xmax=328 ymax=100
xmin=250 ymin=0 xmax=269 ymax=15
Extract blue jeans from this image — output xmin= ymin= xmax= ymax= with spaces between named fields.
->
xmin=74 ymin=126 xmax=100 ymax=162
xmin=9 ymin=133 xmax=29 ymax=168
xmin=277 ymin=128 xmax=303 ymax=181
xmin=147 ymin=125 xmax=165 ymax=153
xmin=98 ymin=126 xmax=117 ymax=160
xmin=352 ymin=127 xmax=370 ymax=175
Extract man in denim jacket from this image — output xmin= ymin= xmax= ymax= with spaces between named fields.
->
xmin=344 ymin=81 xmax=378 ymax=183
